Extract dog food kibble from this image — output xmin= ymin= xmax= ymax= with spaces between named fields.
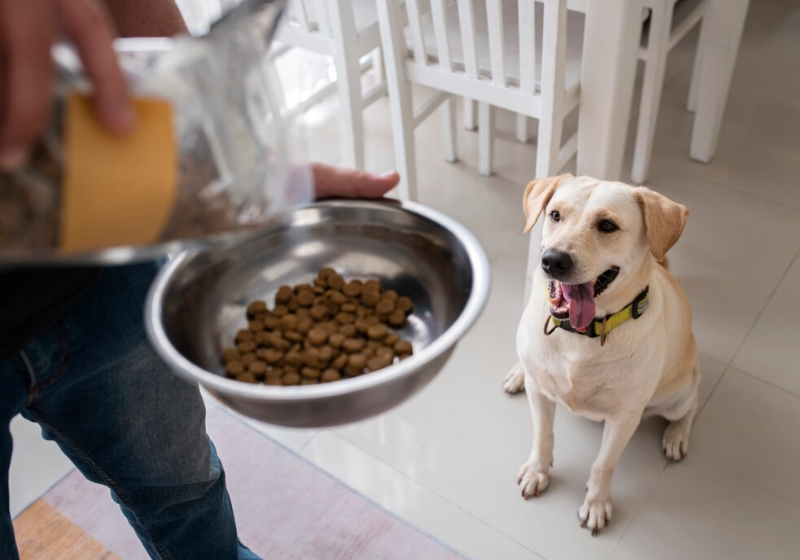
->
xmin=236 ymin=329 xmax=253 ymax=342
xmin=222 ymin=348 xmax=240 ymax=363
xmin=343 ymin=280 xmax=362 ymax=297
xmin=263 ymin=314 xmax=280 ymax=331
xmin=276 ymin=286 xmax=293 ymax=304
xmin=361 ymin=290 xmax=380 ymax=307
xmin=394 ymin=340 xmax=413 ymax=355
xmin=282 ymin=372 xmax=301 ymax=386
xmin=226 ymin=361 xmax=244 ymax=376
xmin=273 ymin=305 xmax=288 ymax=317
xmin=367 ymin=324 xmax=388 ymax=340
xmin=375 ymin=299 xmax=395 ymax=315
xmin=388 ymin=309 xmax=406 ymax=327
xmin=343 ymin=338 xmax=366 ymax=353
xmin=248 ymin=361 xmax=267 ymax=376
xmin=321 ymin=369 xmax=341 ymax=383
xmin=327 ymin=274 xmax=345 ymax=290
xmin=247 ymin=300 xmax=267 ymax=318
xmin=222 ymin=269 xmax=415 ymax=385
xmin=238 ymin=372 xmax=258 ymax=384
xmin=296 ymin=290 xmax=315 ymax=307
xmin=307 ymin=328 xmax=328 ymax=346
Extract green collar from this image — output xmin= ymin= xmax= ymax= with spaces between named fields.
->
xmin=544 ymin=286 xmax=650 ymax=346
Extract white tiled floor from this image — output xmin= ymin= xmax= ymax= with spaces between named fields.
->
xmin=10 ymin=1 xmax=800 ymax=558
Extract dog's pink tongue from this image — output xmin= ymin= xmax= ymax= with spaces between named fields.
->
xmin=562 ymin=282 xmax=596 ymax=330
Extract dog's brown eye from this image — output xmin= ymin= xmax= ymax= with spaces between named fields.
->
xmin=550 ymin=210 xmax=560 ymax=222
xmin=598 ymin=219 xmax=618 ymax=233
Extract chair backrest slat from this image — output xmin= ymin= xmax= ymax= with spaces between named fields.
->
xmin=406 ymin=0 xmax=429 ymax=65
xmin=485 ymin=1 xmax=506 ymax=86
xmin=518 ymin=0 xmax=537 ymax=94
xmin=311 ymin=0 xmax=331 ymax=35
xmin=540 ymin=0 xmax=567 ymax=96
xmin=292 ymin=0 xmax=311 ymax=32
xmin=456 ymin=0 xmax=479 ymax=79
xmin=430 ymin=0 xmax=453 ymax=71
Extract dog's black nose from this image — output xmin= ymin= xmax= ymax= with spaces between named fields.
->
xmin=541 ymin=249 xmax=573 ymax=277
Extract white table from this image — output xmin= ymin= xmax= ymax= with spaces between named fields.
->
xmin=576 ymin=0 xmax=751 ymax=180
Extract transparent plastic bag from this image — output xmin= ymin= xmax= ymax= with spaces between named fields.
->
xmin=0 ymin=0 xmax=310 ymax=264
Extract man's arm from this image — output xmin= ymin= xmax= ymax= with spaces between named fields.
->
xmin=104 ymin=0 xmax=187 ymax=38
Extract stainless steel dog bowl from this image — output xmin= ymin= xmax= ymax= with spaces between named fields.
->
xmin=145 ymin=199 xmax=490 ymax=427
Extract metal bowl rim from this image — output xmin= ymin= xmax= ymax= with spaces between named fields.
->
xmin=144 ymin=198 xmax=491 ymax=402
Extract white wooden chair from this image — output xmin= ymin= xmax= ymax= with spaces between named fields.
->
xmin=376 ymin=0 xmax=579 ymax=201
xmin=275 ymin=0 xmax=388 ymax=169
xmin=174 ymin=0 xmax=386 ymax=169
xmin=631 ymin=0 xmax=707 ymax=183
xmin=510 ymin=0 xmax=711 ymax=184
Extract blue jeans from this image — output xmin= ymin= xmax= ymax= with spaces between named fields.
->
xmin=0 ymin=262 xmax=261 ymax=560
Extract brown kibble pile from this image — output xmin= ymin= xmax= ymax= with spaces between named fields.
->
xmin=222 ymin=268 xmax=414 ymax=386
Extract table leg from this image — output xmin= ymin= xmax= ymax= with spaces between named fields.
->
xmin=576 ymin=0 xmax=644 ymax=180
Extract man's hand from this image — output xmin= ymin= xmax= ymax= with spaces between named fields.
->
xmin=312 ymin=163 xmax=399 ymax=200
xmin=0 ymin=0 xmax=134 ymax=170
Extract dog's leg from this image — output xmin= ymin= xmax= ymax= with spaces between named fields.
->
xmin=579 ymin=413 xmax=642 ymax=535
xmin=663 ymin=387 xmax=699 ymax=462
xmin=518 ymin=376 xmax=556 ymax=499
xmin=503 ymin=362 xmax=526 ymax=394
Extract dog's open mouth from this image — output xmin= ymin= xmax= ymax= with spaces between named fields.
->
xmin=548 ymin=267 xmax=620 ymax=331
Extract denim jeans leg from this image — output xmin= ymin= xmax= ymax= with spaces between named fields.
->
xmin=17 ymin=262 xmax=260 ymax=560
xmin=0 ymin=355 xmax=32 ymax=560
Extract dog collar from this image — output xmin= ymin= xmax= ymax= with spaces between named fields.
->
xmin=544 ymin=286 xmax=649 ymax=346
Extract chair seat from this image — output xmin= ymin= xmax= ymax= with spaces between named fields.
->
xmin=293 ymin=0 xmax=380 ymax=36
xmin=405 ymin=1 xmax=584 ymax=94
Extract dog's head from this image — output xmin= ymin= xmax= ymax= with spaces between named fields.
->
xmin=523 ymin=174 xmax=688 ymax=331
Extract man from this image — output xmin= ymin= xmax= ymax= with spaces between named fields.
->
xmin=0 ymin=1 xmax=398 ymax=558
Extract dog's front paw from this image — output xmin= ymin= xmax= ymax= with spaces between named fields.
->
xmin=517 ymin=462 xmax=550 ymax=499
xmin=503 ymin=364 xmax=526 ymax=394
xmin=578 ymin=496 xmax=613 ymax=536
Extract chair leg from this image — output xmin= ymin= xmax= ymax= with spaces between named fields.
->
xmin=516 ymin=114 xmax=531 ymax=143
xmin=686 ymin=22 xmax=704 ymax=113
xmin=334 ymin=57 xmax=365 ymax=169
xmin=376 ymin=0 xmax=417 ymax=200
xmin=690 ymin=0 xmax=750 ymax=163
xmin=330 ymin=0 xmax=365 ymax=169
xmin=463 ymin=98 xmax=477 ymax=130
xmin=523 ymin=221 xmax=544 ymax=303
xmin=536 ymin=0 xmax=567 ymax=177
xmin=372 ymin=47 xmax=386 ymax=88
xmin=441 ymin=97 xmax=458 ymax=163
xmin=632 ymin=4 xmax=672 ymax=184
xmin=478 ymin=103 xmax=494 ymax=176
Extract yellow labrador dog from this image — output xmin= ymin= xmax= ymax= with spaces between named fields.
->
xmin=504 ymin=174 xmax=698 ymax=535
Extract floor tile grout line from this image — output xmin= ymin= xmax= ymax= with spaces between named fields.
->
xmin=696 ymin=364 xmax=732 ymax=420
xmin=325 ymin=429 xmax=549 ymax=560
xmin=609 ymin=358 xmax=800 ymax=559
xmin=651 ymin=157 xmax=800 ymax=214
xmin=726 ymin=245 xmax=800 ymax=369
xmin=604 ymin=459 xmax=671 ymax=560
xmin=606 ymin=362 xmax=734 ymax=558
xmin=296 ymin=428 xmax=326 ymax=454
xmin=735 ymin=368 xmax=800 ymax=401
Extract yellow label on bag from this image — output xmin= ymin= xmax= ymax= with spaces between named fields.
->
xmin=60 ymin=93 xmax=177 ymax=254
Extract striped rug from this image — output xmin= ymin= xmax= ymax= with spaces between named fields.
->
xmin=13 ymin=403 xmax=467 ymax=560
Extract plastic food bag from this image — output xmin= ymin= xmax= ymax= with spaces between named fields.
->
xmin=0 ymin=0 xmax=310 ymax=264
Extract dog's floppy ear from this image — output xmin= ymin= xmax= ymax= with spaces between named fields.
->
xmin=523 ymin=174 xmax=571 ymax=233
xmin=635 ymin=187 xmax=689 ymax=261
